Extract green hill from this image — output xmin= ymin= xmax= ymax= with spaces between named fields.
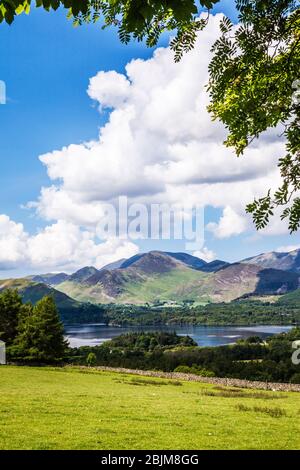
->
xmin=0 ymin=278 xmax=106 ymax=323
xmin=277 ymin=288 xmax=300 ymax=307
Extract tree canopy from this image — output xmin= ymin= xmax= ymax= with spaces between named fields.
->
xmin=0 ymin=1 xmax=219 ymax=30
xmin=0 ymin=1 xmax=86 ymax=24
xmin=208 ymin=1 xmax=300 ymax=232
xmin=12 ymin=296 xmax=68 ymax=363
xmin=0 ymin=289 xmax=23 ymax=345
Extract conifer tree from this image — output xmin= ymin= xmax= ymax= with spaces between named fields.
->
xmin=13 ymin=296 xmax=68 ymax=363
xmin=0 ymin=289 xmax=23 ymax=345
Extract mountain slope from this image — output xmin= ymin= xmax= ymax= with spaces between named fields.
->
xmin=200 ymin=260 xmax=230 ymax=272
xmin=243 ymin=249 xmax=300 ymax=273
xmin=29 ymin=272 xmax=70 ymax=286
xmin=0 ymin=278 xmax=106 ymax=323
xmin=277 ymin=288 xmax=300 ymax=307
xmin=100 ymin=259 xmax=126 ymax=271
xmin=121 ymin=251 xmax=227 ymax=272
xmin=121 ymin=251 xmax=184 ymax=273
xmin=55 ymin=252 xmax=300 ymax=305
xmin=165 ymin=252 xmax=207 ymax=270
xmin=120 ymin=251 xmax=183 ymax=271
xmin=57 ymin=252 xmax=197 ymax=303
xmin=69 ymin=266 xmax=99 ymax=283
xmin=205 ymin=263 xmax=299 ymax=302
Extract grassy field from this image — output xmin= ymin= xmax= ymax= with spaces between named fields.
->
xmin=0 ymin=366 xmax=300 ymax=450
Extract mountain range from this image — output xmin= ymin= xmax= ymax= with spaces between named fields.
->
xmin=1 ymin=248 xmax=299 ymax=309
xmin=243 ymin=248 xmax=300 ymax=273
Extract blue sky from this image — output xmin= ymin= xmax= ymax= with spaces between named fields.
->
xmin=0 ymin=2 xmax=299 ymax=276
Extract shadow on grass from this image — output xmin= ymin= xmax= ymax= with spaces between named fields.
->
xmin=114 ymin=377 xmax=182 ymax=387
xmin=201 ymin=388 xmax=287 ymax=400
xmin=236 ymin=404 xmax=287 ymax=418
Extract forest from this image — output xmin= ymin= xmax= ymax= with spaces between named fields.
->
xmin=67 ymin=328 xmax=300 ymax=384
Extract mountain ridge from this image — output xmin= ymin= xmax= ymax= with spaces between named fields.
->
xmin=54 ymin=250 xmax=300 ymax=305
xmin=243 ymin=248 xmax=300 ymax=273
xmin=2 ymin=248 xmax=299 ymax=307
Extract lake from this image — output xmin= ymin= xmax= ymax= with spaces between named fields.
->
xmin=64 ymin=324 xmax=293 ymax=348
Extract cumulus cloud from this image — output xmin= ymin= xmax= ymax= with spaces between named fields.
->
xmin=0 ymin=215 xmax=138 ymax=272
xmin=193 ymin=247 xmax=216 ymax=262
xmin=34 ymin=14 xmax=284 ymax=235
xmin=276 ymin=244 xmax=300 ymax=253
xmin=0 ymin=215 xmax=28 ymax=269
xmin=206 ymin=206 xmax=249 ymax=239
xmin=88 ymin=70 xmax=131 ymax=109
xmin=1 ymin=14 xmax=291 ymax=273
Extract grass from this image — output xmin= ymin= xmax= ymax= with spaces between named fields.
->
xmin=116 ymin=377 xmax=183 ymax=387
xmin=201 ymin=387 xmax=287 ymax=399
xmin=0 ymin=366 xmax=300 ymax=450
xmin=236 ymin=404 xmax=287 ymax=418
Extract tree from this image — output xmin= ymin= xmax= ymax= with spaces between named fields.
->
xmin=290 ymin=372 xmax=300 ymax=383
xmin=0 ymin=289 xmax=23 ymax=345
xmin=208 ymin=1 xmax=300 ymax=232
xmin=0 ymin=1 xmax=220 ymax=51
xmin=0 ymin=0 xmax=89 ymax=24
xmin=72 ymin=0 xmax=300 ymax=232
xmin=86 ymin=351 xmax=96 ymax=366
xmin=72 ymin=0 xmax=219 ymax=54
xmin=12 ymin=296 xmax=68 ymax=363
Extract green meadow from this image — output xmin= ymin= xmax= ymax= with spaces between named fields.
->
xmin=0 ymin=366 xmax=300 ymax=450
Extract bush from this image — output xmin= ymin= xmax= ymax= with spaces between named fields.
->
xmin=86 ymin=352 xmax=97 ymax=367
xmin=290 ymin=373 xmax=300 ymax=384
xmin=174 ymin=365 xmax=215 ymax=377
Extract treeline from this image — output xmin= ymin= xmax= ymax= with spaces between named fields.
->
xmin=2 ymin=290 xmax=300 ymax=385
xmin=60 ymin=302 xmax=107 ymax=324
xmin=0 ymin=289 xmax=67 ymax=363
xmin=104 ymin=299 xmax=300 ymax=326
xmin=67 ymin=329 xmax=300 ymax=384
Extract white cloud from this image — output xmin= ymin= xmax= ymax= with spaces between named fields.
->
xmin=1 ymin=14 xmax=292 ymax=274
xmin=276 ymin=244 xmax=300 ymax=253
xmin=206 ymin=206 xmax=249 ymax=239
xmin=0 ymin=215 xmax=138 ymax=272
xmin=88 ymin=70 xmax=131 ymax=109
xmin=0 ymin=215 xmax=28 ymax=269
xmin=33 ymin=14 xmax=285 ymax=237
xmin=193 ymin=247 xmax=216 ymax=262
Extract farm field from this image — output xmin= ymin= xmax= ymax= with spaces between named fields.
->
xmin=0 ymin=366 xmax=300 ymax=450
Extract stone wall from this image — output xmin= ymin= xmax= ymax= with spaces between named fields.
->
xmin=87 ymin=366 xmax=300 ymax=392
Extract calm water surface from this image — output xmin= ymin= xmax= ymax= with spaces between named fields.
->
xmin=64 ymin=324 xmax=293 ymax=348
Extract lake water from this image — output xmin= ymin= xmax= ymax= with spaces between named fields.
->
xmin=64 ymin=324 xmax=293 ymax=348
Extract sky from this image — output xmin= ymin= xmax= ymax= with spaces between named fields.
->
xmin=0 ymin=1 xmax=299 ymax=277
